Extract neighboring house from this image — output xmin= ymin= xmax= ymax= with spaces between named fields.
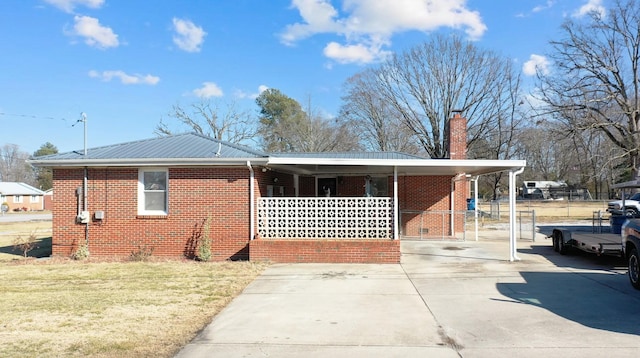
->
xmin=28 ymin=114 xmax=526 ymax=263
xmin=0 ymin=182 xmax=45 ymax=211
xmin=43 ymin=188 xmax=53 ymax=211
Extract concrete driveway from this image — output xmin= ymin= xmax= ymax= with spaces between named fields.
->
xmin=176 ymin=236 xmax=640 ymax=357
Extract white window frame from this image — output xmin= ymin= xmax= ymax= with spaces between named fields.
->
xmin=30 ymin=195 xmax=40 ymax=203
xmin=13 ymin=195 xmax=23 ymax=203
xmin=138 ymin=168 xmax=169 ymax=216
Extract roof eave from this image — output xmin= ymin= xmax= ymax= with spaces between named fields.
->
xmin=27 ymin=157 xmax=270 ymax=168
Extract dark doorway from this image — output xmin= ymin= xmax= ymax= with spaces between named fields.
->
xmin=317 ymin=177 xmax=337 ymax=197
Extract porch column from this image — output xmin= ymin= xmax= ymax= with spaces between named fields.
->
xmin=393 ymin=166 xmax=399 ymax=240
xmin=247 ymin=161 xmax=255 ymax=240
xmin=509 ymin=167 xmax=525 ymax=261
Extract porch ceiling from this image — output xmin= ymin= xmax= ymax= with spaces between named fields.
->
xmin=266 ymin=158 xmax=527 ymax=177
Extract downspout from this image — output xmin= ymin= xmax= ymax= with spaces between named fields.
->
xmin=84 ymin=167 xmax=89 ymax=247
xmin=472 ymin=176 xmax=479 ymax=241
xmin=509 ymin=167 xmax=525 ymax=261
xmin=393 ymin=166 xmax=399 ymax=240
xmin=247 ymin=161 xmax=255 ymax=240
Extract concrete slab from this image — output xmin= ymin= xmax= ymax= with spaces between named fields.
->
xmin=176 ymin=236 xmax=640 ymax=357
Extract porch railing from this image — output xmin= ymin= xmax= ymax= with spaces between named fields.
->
xmin=257 ymin=197 xmax=392 ymax=239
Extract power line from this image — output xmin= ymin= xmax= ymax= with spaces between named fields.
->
xmin=0 ymin=112 xmax=77 ymax=126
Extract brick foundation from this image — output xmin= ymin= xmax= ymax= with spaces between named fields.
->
xmin=249 ymin=238 xmax=401 ymax=264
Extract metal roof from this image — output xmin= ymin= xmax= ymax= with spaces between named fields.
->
xmin=29 ymin=133 xmax=269 ymax=167
xmin=0 ymin=182 xmax=45 ymax=196
xmin=28 ymin=133 xmax=527 ymax=176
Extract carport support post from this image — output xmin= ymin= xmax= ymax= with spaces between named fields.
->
xmin=509 ymin=167 xmax=525 ymax=261
xmin=393 ymin=166 xmax=399 ymax=240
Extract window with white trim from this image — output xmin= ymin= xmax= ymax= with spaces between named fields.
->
xmin=138 ymin=169 xmax=168 ymax=215
xmin=30 ymin=195 xmax=39 ymax=203
xmin=13 ymin=195 xmax=23 ymax=203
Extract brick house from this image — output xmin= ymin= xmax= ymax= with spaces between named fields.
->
xmin=0 ymin=182 xmax=45 ymax=212
xmin=28 ymin=114 xmax=526 ymax=263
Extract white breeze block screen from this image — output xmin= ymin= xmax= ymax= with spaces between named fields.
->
xmin=257 ymin=197 xmax=392 ymax=239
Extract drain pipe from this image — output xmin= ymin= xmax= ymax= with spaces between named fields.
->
xmin=471 ymin=176 xmax=479 ymax=241
xmin=509 ymin=167 xmax=525 ymax=261
xmin=247 ymin=161 xmax=255 ymax=240
xmin=84 ymin=166 xmax=89 ymax=247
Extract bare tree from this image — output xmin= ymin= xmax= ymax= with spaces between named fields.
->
xmin=0 ymin=144 xmax=34 ymax=184
xmin=364 ymin=34 xmax=522 ymax=159
xmin=155 ymin=100 xmax=256 ymax=145
xmin=537 ymin=0 xmax=640 ymax=181
xmin=339 ymin=69 xmax=420 ymax=154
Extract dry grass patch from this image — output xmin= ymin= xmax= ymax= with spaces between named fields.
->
xmin=477 ymin=200 xmax=609 ymax=222
xmin=0 ymin=221 xmax=52 ymax=261
xmin=0 ymin=259 xmax=268 ymax=357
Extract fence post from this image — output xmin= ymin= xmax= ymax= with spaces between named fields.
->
xmin=532 ymin=210 xmax=536 ymax=242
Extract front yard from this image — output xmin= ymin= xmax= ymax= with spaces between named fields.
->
xmin=0 ymin=219 xmax=267 ymax=357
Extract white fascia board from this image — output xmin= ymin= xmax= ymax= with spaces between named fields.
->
xmin=267 ymin=156 xmax=526 ymax=170
xmin=28 ymin=157 xmax=270 ymax=167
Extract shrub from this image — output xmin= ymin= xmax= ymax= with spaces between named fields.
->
xmin=13 ymin=232 xmax=38 ymax=258
xmin=72 ymin=244 xmax=90 ymax=260
xmin=130 ymin=244 xmax=155 ymax=261
xmin=196 ymin=216 xmax=212 ymax=262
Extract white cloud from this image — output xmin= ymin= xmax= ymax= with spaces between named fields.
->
xmin=172 ymin=18 xmax=206 ymax=52
xmin=193 ymin=82 xmax=223 ymax=98
xmin=573 ymin=0 xmax=606 ymax=18
xmin=323 ymin=42 xmax=391 ymax=64
xmin=71 ymin=15 xmax=119 ymax=49
xmin=43 ymin=0 xmax=104 ymax=13
xmin=88 ymin=70 xmax=160 ymax=85
xmin=234 ymin=85 xmax=269 ymax=99
xmin=532 ymin=0 xmax=554 ymax=13
xmin=281 ymin=0 xmax=487 ymax=64
xmin=523 ymin=54 xmax=550 ymax=76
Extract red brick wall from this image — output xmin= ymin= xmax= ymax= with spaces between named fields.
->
xmin=398 ymin=175 xmax=468 ymax=237
xmin=50 ymin=165 xmax=468 ymax=261
xmin=250 ymin=239 xmax=400 ymax=263
xmin=299 ymin=176 xmax=315 ymax=196
xmin=52 ymin=167 xmax=253 ymax=260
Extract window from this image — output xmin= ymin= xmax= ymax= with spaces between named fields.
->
xmin=13 ymin=195 xmax=23 ymax=203
xmin=30 ymin=195 xmax=39 ymax=203
xmin=138 ymin=169 xmax=168 ymax=215
xmin=365 ymin=176 xmax=389 ymax=197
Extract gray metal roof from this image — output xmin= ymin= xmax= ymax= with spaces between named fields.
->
xmin=32 ymin=133 xmax=268 ymax=161
xmin=271 ymin=151 xmax=430 ymax=160
xmin=0 ymin=182 xmax=45 ymax=195
xmin=28 ymin=133 xmax=526 ymax=176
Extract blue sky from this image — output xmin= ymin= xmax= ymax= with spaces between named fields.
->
xmin=0 ymin=0 xmax=606 ymax=154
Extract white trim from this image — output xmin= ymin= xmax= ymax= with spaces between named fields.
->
xmin=247 ymin=161 xmax=255 ymax=240
xmin=138 ymin=168 xmax=169 ymax=216
xmin=393 ymin=167 xmax=399 ymax=240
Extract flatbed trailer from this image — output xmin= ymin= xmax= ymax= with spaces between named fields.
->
xmin=549 ymin=228 xmax=622 ymax=257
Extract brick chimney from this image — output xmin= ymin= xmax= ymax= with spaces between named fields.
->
xmin=449 ymin=112 xmax=467 ymax=160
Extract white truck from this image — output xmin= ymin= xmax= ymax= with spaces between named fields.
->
xmin=606 ymin=192 xmax=640 ymax=217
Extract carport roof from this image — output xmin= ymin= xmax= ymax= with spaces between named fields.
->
xmin=28 ymin=133 xmax=526 ymax=176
